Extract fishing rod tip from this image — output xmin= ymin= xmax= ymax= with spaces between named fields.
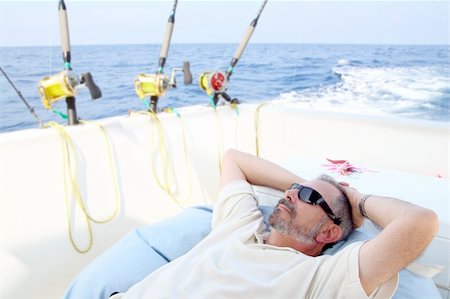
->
xmin=58 ymin=0 xmax=66 ymax=10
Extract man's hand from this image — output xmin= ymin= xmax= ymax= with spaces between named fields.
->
xmin=339 ymin=183 xmax=439 ymax=296
xmin=338 ymin=183 xmax=365 ymax=228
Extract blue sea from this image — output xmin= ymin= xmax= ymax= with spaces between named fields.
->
xmin=0 ymin=44 xmax=449 ymax=133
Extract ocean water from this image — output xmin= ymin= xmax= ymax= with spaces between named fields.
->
xmin=0 ymin=43 xmax=448 ymax=133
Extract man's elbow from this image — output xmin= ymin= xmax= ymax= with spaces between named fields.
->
xmin=416 ymin=209 xmax=439 ymax=241
xmin=425 ymin=209 xmax=439 ymax=235
xmin=223 ymin=148 xmax=238 ymax=161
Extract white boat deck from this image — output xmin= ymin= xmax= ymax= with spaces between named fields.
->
xmin=0 ymin=103 xmax=448 ymax=298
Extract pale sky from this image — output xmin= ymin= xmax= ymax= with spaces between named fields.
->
xmin=0 ymin=1 xmax=448 ymax=47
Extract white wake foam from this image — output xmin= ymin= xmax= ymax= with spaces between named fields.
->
xmin=276 ymin=65 xmax=449 ymax=120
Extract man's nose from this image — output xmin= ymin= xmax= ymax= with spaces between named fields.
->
xmin=285 ymin=189 xmax=298 ymax=203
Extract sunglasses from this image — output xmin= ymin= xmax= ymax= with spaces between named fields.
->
xmin=290 ymin=183 xmax=341 ymax=225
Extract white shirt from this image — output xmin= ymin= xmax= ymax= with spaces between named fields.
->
xmin=113 ymin=180 xmax=398 ymax=299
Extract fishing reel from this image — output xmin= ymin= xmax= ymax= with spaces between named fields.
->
xmin=38 ymin=70 xmax=101 ymax=109
xmin=135 ymin=73 xmax=169 ymax=99
xmin=199 ymin=71 xmax=239 ymax=107
xmin=38 ymin=70 xmax=101 ymax=124
xmin=134 ymin=61 xmax=192 ymax=112
xmin=197 ymin=0 xmax=268 ymax=108
xmin=199 ymin=71 xmax=227 ymax=96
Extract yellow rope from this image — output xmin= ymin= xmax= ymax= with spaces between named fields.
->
xmin=213 ymin=108 xmax=223 ymax=177
xmin=175 ymin=115 xmax=193 ymax=203
xmin=254 ymin=102 xmax=268 ymax=157
xmin=79 ymin=120 xmax=121 ymax=223
xmin=151 ymin=110 xmax=192 ymax=206
xmin=149 ymin=111 xmax=172 ymax=192
xmin=44 ymin=121 xmax=120 ymax=253
xmin=129 ymin=110 xmax=192 ymax=207
xmin=233 ymin=106 xmax=240 ymax=149
xmin=44 ymin=121 xmax=93 ymax=253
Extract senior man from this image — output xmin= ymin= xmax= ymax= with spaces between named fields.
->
xmin=112 ymin=149 xmax=438 ymax=298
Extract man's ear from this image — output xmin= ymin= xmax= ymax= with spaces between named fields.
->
xmin=315 ymin=224 xmax=342 ymax=244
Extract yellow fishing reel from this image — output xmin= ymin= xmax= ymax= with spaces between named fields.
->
xmin=37 ymin=70 xmax=101 ymax=125
xmin=38 ymin=71 xmax=101 ymax=109
xmin=199 ymin=71 xmax=228 ymax=96
xmin=38 ymin=70 xmax=78 ymax=109
xmin=134 ymin=73 xmax=169 ymax=99
xmin=134 ymin=62 xmax=192 ymax=112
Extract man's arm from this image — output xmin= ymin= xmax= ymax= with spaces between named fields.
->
xmin=220 ymin=149 xmax=305 ymax=190
xmin=341 ymin=186 xmax=439 ymax=295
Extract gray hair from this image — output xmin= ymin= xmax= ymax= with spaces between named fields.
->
xmin=317 ymin=174 xmax=353 ymax=243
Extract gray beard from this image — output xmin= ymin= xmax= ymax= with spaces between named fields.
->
xmin=268 ymin=198 xmax=324 ymax=244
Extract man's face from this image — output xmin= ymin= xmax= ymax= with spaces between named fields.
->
xmin=268 ymin=197 xmax=326 ymax=244
xmin=268 ymin=180 xmax=341 ymax=244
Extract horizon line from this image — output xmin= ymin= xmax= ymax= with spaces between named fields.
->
xmin=1 ymin=42 xmax=449 ymax=48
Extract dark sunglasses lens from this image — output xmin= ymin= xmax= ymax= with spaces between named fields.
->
xmin=291 ymin=183 xmax=300 ymax=189
xmin=309 ymin=190 xmax=323 ymax=202
xmin=299 ymin=187 xmax=313 ymax=203
xmin=293 ymin=184 xmax=340 ymax=225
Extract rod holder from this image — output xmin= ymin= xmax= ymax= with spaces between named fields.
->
xmin=66 ymin=96 xmax=79 ymax=125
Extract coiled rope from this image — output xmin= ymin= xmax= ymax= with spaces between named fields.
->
xmin=211 ymin=102 xmax=240 ymax=178
xmin=44 ymin=121 xmax=120 ymax=253
xmin=254 ymin=102 xmax=268 ymax=157
xmin=129 ymin=107 xmax=192 ymax=207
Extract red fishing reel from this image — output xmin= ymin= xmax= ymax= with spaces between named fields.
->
xmin=199 ymin=71 xmax=239 ymax=107
xmin=199 ymin=71 xmax=228 ymax=95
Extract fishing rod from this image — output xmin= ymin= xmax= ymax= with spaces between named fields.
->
xmin=199 ymin=0 xmax=268 ymax=107
xmin=0 ymin=66 xmax=43 ymax=127
xmin=134 ymin=0 xmax=193 ymax=112
xmin=158 ymin=0 xmax=177 ymax=74
xmin=37 ymin=0 xmax=102 ymax=125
